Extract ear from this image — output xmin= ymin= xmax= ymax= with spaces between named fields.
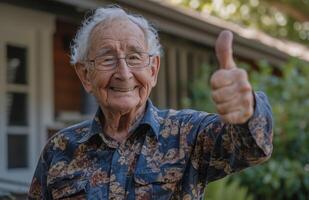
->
xmin=74 ymin=63 xmax=93 ymax=93
xmin=150 ymin=55 xmax=160 ymax=87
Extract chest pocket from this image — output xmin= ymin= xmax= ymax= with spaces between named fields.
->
xmin=133 ymin=167 xmax=184 ymax=199
xmin=48 ymin=175 xmax=88 ymax=200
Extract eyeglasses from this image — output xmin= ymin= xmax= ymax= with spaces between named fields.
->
xmin=87 ymin=52 xmax=153 ymax=71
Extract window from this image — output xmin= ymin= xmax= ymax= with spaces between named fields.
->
xmin=4 ymin=44 xmax=30 ymax=170
xmin=0 ymin=4 xmax=55 ymax=192
xmin=0 ymin=30 xmax=36 ymax=188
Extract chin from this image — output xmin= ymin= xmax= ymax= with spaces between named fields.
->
xmin=108 ymin=98 xmax=142 ymax=113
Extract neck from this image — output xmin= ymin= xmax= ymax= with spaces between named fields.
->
xmin=100 ymin=103 xmax=146 ymax=142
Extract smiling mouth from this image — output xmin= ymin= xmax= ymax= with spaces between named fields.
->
xmin=110 ymin=86 xmax=137 ymax=92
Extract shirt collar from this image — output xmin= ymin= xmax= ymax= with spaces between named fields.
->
xmin=139 ymin=99 xmax=161 ymax=138
xmin=77 ymin=109 xmax=103 ymax=144
xmin=77 ymin=99 xmax=161 ymax=144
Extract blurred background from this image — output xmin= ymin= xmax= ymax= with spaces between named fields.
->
xmin=0 ymin=0 xmax=308 ymax=199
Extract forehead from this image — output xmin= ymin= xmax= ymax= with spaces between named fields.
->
xmin=89 ymin=19 xmax=146 ymax=52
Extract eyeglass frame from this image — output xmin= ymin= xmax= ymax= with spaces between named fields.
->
xmin=85 ymin=52 xmax=154 ymax=71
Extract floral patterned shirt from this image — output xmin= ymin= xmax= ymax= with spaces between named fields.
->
xmin=28 ymin=92 xmax=273 ymax=200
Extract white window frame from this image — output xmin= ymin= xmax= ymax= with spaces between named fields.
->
xmin=0 ymin=3 xmax=55 ymax=193
xmin=0 ymin=23 xmax=38 ymax=192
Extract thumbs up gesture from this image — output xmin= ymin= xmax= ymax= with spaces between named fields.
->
xmin=210 ymin=30 xmax=254 ymax=124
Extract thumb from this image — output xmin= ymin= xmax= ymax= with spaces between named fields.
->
xmin=215 ymin=30 xmax=236 ymax=69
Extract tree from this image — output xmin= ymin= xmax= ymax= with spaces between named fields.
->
xmin=165 ymin=0 xmax=309 ymax=45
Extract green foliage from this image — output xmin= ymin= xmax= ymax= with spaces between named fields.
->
xmin=204 ymin=177 xmax=254 ymax=200
xmin=166 ymin=0 xmax=309 ymax=45
xmin=186 ymin=58 xmax=309 ymax=199
xmin=237 ymin=59 xmax=309 ymax=200
xmin=182 ymin=63 xmax=216 ymax=112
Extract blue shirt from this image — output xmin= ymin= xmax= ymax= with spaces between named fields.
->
xmin=28 ymin=92 xmax=273 ymax=200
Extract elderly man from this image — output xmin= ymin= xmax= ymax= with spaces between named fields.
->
xmin=28 ymin=5 xmax=273 ymax=200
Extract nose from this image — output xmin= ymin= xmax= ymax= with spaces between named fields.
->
xmin=114 ymin=58 xmax=133 ymax=80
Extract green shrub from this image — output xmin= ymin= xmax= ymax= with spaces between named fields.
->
xmin=204 ymin=177 xmax=253 ymax=200
xmin=187 ymin=58 xmax=309 ymax=200
xmin=237 ymin=59 xmax=309 ymax=200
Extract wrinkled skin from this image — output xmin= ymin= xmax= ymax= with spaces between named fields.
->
xmin=75 ymin=19 xmax=160 ymax=142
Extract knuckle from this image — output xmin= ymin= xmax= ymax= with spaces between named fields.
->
xmin=239 ymin=81 xmax=252 ymax=92
xmin=236 ymin=69 xmax=248 ymax=79
xmin=210 ymin=74 xmax=218 ymax=88
xmin=212 ymin=89 xmax=225 ymax=102
xmin=239 ymin=68 xmax=248 ymax=77
xmin=244 ymin=81 xmax=252 ymax=90
xmin=211 ymin=90 xmax=218 ymax=101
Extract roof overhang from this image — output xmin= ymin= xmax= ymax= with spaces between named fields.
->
xmin=5 ymin=0 xmax=309 ymax=65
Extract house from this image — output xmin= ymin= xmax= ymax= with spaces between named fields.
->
xmin=0 ymin=0 xmax=308 ymax=196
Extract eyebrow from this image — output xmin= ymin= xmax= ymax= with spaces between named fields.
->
xmin=94 ymin=44 xmax=146 ymax=58
xmin=126 ymin=45 xmax=145 ymax=53
xmin=95 ymin=48 xmax=115 ymax=58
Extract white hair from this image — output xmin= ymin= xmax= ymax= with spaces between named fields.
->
xmin=70 ymin=5 xmax=162 ymax=64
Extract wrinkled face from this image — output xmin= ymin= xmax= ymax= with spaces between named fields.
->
xmin=76 ymin=19 xmax=160 ymax=114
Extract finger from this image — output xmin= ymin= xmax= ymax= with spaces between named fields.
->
xmin=210 ymin=69 xmax=234 ymax=90
xmin=216 ymin=96 xmax=242 ymax=115
xmin=215 ymin=30 xmax=236 ymax=69
xmin=211 ymin=83 xmax=238 ymax=103
xmin=237 ymin=79 xmax=252 ymax=93
xmin=219 ymin=92 xmax=253 ymax=116
xmin=241 ymin=92 xmax=254 ymax=113
xmin=221 ymin=98 xmax=254 ymax=124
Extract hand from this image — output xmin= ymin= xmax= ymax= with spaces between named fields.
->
xmin=210 ymin=30 xmax=254 ymax=124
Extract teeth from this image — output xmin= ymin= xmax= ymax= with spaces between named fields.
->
xmin=111 ymin=87 xmax=135 ymax=92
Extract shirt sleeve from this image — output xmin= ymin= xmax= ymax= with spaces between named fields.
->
xmin=192 ymin=91 xmax=273 ymax=183
xmin=28 ymin=145 xmax=52 ymax=200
